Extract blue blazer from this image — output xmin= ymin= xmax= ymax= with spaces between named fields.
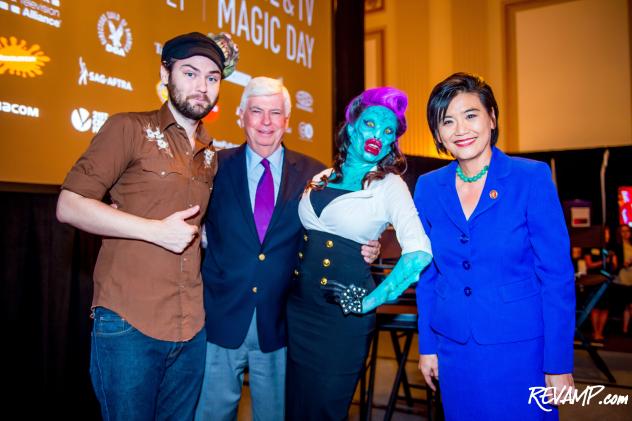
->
xmin=414 ymin=147 xmax=575 ymax=373
xmin=202 ymin=144 xmax=325 ymax=352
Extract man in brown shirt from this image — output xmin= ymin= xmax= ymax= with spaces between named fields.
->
xmin=56 ymin=32 xmax=238 ymax=420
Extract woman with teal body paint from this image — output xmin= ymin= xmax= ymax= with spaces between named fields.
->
xmin=285 ymin=87 xmax=433 ymax=420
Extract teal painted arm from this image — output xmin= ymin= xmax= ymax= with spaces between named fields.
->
xmin=361 ymin=251 xmax=432 ymax=313
xmin=320 ymin=251 xmax=432 ymax=315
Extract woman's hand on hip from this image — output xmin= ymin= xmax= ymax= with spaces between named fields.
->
xmin=419 ymin=354 xmax=439 ymax=391
xmin=361 ymin=239 xmax=381 ymax=264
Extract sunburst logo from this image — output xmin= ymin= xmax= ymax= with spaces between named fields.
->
xmin=0 ymin=36 xmax=50 ymax=78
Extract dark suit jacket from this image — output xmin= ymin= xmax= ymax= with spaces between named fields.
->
xmin=202 ymin=143 xmax=325 ymax=352
xmin=414 ymin=147 xmax=575 ymax=373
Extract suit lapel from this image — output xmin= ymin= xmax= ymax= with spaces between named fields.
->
xmin=264 ymin=149 xmax=302 ymax=242
xmin=436 ymin=160 xmax=469 ymax=234
xmin=468 ymin=147 xmax=511 ymax=223
xmin=228 ymin=144 xmax=259 ymax=242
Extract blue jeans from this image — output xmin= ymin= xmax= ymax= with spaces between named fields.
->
xmin=90 ymin=307 xmax=206 ymax=421
xmin=195 ymin=310 xmax=286 ymax=421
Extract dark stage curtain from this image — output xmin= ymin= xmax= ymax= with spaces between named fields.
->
xmin=403 ymin=154 xmax=451 ymax=192
xmin=0 ymin=190 xmax=101 ymax=417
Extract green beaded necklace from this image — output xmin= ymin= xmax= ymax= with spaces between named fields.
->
xmin=456 ymin=164 xmax=489 ymax=183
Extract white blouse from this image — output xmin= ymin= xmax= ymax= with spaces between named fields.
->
xmin=298 ymin=170 xmax=432 ymax=256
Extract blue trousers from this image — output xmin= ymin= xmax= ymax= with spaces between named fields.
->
xmin=90 ymin=307 xmax=206 ymax=421
xmin=194 ymin=311 xmax=286 ymax=421
xmin=437 ymin=334 xmax=558 ymax=420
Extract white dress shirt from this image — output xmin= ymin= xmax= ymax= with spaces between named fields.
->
xmin=245 ymin=144 xmax=284 ymax=210
xmin=298 ymin=170 xmax=432 ymax=255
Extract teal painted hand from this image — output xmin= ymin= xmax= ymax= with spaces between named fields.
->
xmin=361 ymin=251 xmax=432 ymax=313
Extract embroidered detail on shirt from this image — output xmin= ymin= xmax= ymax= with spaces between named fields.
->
xmin=204 ymin=148 xmax=215 ymax=168
xmin=145 ymin=125 xmax=173 ymax=158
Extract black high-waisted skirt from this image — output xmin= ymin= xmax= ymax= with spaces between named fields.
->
xmin=286 ymin=229 xmax=376 ymax=421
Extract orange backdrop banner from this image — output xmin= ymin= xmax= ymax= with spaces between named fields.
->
xmin=0 ymin=0 xmax=332 ymax=185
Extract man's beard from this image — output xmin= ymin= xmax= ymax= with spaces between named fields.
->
xmin=167 ymin=76 xmax=218 ymax=121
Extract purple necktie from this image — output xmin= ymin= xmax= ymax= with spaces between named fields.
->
xmin=254 ymin=158 xmax=274 ymax=243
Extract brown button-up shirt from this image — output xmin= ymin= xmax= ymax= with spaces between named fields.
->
xmin=62 ymin=103 xmax=217 ymax=342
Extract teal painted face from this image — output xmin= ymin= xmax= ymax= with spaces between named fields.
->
xmin=346 ymin=105 xmax=398 ymax=164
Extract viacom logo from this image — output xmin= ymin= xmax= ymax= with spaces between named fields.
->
xmin=1 ymin=100 xmax=40 ymax=118
xmin=298 ymin=122 xmax=314 ymax=142
xmin=71 ymin=107 xmax=109 ymax=133
xmin=295 ymin=90 xmax=313 ymax=113
xmin=97 ymin=11 xmax=132 ymax=57
xmin=78 ymin=57 xmax=133 ymax=91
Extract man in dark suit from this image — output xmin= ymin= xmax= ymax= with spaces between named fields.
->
xmin=195 ymin=77 xmax=379 ymax=420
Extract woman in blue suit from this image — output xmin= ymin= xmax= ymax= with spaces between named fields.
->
xmin=414 ymin=73 xmax=575 ymax=420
